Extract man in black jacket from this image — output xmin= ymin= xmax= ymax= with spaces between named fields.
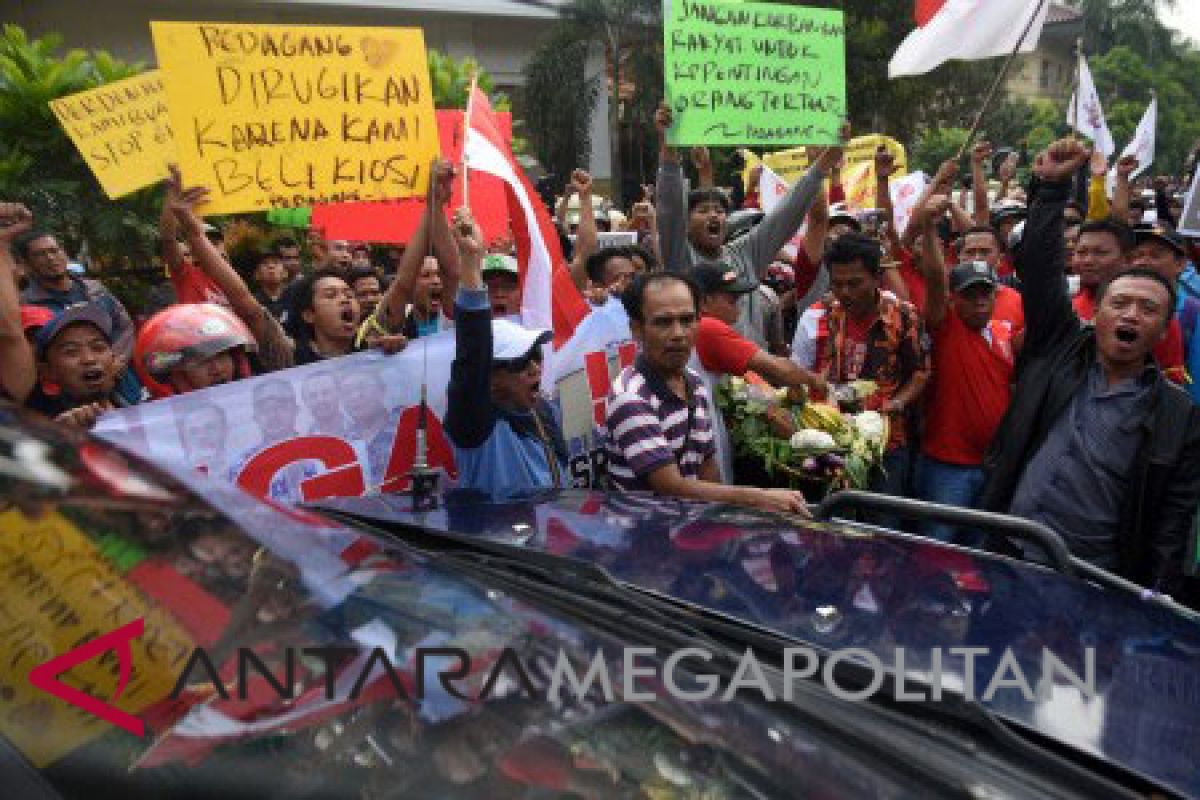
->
xmin=980 ymin=138 xmax=1200 ymax=599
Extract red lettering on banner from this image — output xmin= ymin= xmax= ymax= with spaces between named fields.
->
xmin=584 ymin=351 xmax=611 ymax=427
xmin=617 ymin=341 xmax=637 ymax=368
xmin=583 ymin=344 xmax=637 ymax=426
xmin=379 ymin=406 xmax=458 ymax=493
xmin=236 ymin=436 xmax=365 ymax=501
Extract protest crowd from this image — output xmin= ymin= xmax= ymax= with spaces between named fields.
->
xmin=3 ymin=10 xmax=1200 ymax=615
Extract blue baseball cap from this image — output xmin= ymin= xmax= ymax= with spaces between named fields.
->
xmin=34 ymin=302 xmax=112 ymax=358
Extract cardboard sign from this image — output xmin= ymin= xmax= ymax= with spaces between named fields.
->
xmin=151 ymin=22 xmax=440 ymax=214
xmin=665 ymin=0 xmax=845 ymax=146
xmin=310 ymin=110 xmax=513 ymax=244
xmin=749 ymin=134 xmax=909 ymax=186
xmin=49 ymin=71 xmax=174 ymax=199
xmin=0 ymin=510 xmax=194 ymax=767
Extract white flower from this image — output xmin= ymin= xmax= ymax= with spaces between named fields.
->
xmin=852 ymin=411 xmax=885 ymax=444
xmin=790 ymin=429 xmax=836 ymax=449
xmin=745 ymin=400 xmax=768 ymax=415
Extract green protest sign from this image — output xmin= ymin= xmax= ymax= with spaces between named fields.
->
xmin=665 ymin=0 xmax=846 ymax=146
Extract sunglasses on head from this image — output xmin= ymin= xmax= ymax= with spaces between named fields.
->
xmin=496 ymin=349 xmax=543 ymax=373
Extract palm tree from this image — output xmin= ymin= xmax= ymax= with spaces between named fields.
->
xmin=528 ymin=0 xmax=661 ymax=206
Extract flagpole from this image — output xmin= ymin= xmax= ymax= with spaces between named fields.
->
xmin=954 ymin=0 xmax=1051 ymax=160
xmin=1067 ymin=38 xmax=1083 ymax=141
xmin=462 ymin=70 xmax=478 ymax=208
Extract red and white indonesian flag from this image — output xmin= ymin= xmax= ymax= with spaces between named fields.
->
xmin=1068 ymin=54 xmax=1115 ymax=157
xmin=464 ymin=87 xmax=588 ymax=346
xmin=889 ymin=0 xmax=1050 ymax=78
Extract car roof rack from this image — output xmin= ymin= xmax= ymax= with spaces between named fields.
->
xmin=815 ymin=490 xmax=1176 ymax=606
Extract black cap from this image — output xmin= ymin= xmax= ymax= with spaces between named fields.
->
xmin=1133 ymin=223 xmax=1186 ymax=256
xmin=693 ymin=264 xmax=758 ymax=296
xmin=949 ymin=260 xmax=998 ymax=293
xmin=990 ymin=205 xmax=1027 ymax=226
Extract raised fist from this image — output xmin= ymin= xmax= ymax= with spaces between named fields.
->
xmin=1033 ymin=139 xmax=1091 ymax=183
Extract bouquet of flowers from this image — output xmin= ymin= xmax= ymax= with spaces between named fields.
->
xmin=715 ymin=375 xmax=888 ymax=494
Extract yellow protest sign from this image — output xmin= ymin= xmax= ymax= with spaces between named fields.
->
xmin=151 ymin=22 xmax=441 ymax=214
xmin=0 ymin=509 xmax=194 ymax=767
xmin=49 ymin=71 xmax=174 ymax=199
xmin=744 ymin=134 xmax=908 ymax=188
xmin=741 ymin=134 xmax=909 ymax=212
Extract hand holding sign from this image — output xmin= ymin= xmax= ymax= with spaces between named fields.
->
xmin=655 ymin=103 xmax=674 ymax=142
xmin=811 ymin=120 xmax=851 ymax=173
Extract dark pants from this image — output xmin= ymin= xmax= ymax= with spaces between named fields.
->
xmin=917 ymin=455 xmax=987 ymax=546
xmin=866 ymin=446 xmax=914 ymax=530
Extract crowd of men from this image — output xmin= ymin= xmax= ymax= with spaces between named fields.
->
xmin=2 ymin=99 xmax=1199 ymax=604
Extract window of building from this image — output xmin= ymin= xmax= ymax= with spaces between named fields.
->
xmin=1039 ymin=59 xmax=1051 ymax=89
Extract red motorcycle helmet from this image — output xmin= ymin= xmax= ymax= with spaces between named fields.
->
xmin=135 ymin=303 xmax=256 ymax=398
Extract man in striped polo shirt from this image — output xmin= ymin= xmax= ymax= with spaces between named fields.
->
xmin=603 ymin=272 xmax=808 ymax=515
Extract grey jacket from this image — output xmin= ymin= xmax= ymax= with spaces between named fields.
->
xmin=656 ymin=159 xmax=829 ymax=348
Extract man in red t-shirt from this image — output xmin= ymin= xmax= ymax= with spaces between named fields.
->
xmin=1071 ymin=219 xmax=1186 ymax=382
xmin=159 ymin=188 xmax=231 ymax=308
xmin=917 ymin=197 xmax=1016 ymax=544
xmin=693 ymin=263 xmax=824 ymax=392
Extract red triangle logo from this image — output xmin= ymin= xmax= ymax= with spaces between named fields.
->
xmin=28 ymin=618 xmax=146 ymax=736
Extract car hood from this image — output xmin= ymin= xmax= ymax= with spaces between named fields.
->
xmin=0 ymin=414 xmax=987 ymax=798
xmin=316 ymin=489 xmax=1200 ymax=798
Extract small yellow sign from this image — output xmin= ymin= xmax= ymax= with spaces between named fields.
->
xmin=151 ymin=21 xmax=441 ymax=214
xmin=0 ymin=509 xmax=194 ymax=767
xmin=49 ymin=71 xmax=174 ymax=199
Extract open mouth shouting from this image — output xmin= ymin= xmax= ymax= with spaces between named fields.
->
xmin=705 ymin=218 xmax=723 ymax=242
xmin=1114 ymin=325 xmax=1138 ymax=344
xmin=338 ymin=306 xmax=358 ymax=333
xmin=80 ymin=367 xmax=106 ymax=388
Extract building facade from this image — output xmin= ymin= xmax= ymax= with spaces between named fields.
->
xmin=1005 ymin=3 xmax=1085 ymax=104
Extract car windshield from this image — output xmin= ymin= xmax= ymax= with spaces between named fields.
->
xmin=315 ymin=489 xmax=1200 ymax=799
xmin=1 ymin=424 xmax=969 ymax=799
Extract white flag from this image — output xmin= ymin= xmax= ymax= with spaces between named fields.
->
xmin=889 ymin=171 xmax=929 ymax=237
xmin=757 ymin=163 xmax=790 ymax=215
xmin=1106 ymin=96 xmax=1157 ymax=197
xmin=1067 ymin=55 xmax=1115 ymax=157
xmin=889 ymin=0 xmax=1049 ymax=78
xmin=758 ymin=164 xmax=807 ymax=245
